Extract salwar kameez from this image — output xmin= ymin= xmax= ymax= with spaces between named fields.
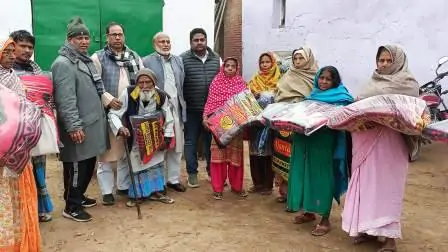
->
xmin=210 ymin=135 xmax=244 ymax=193
xmin=287 ymin=129 xmax=336 ymax=216
xmin=31 ymin=155 xmax=53 ymax=216
xmin=249 ymin=126 xmax=274 ymax=191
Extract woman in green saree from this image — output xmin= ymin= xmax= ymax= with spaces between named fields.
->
xmin=288 ymin=66 xmax=353 ymax=236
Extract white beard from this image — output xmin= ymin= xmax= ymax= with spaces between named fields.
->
xmin=155 ymin=45 xmax=170 ymax=56
xmin=140 ymin=90 xmax=155 ymax=102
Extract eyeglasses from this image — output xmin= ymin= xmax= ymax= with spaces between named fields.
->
xmin=107 ymin=33 xmax=124 ymax=38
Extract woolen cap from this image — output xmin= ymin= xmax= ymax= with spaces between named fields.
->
xmin=67 ymin=17 xmax=90 ymax=38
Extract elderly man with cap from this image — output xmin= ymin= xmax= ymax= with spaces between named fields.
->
xmin=51 ymin=17 xmax=109 ymax=222
xmin=108 ymin=68 xmax=176 ymax=206
xmin=142 ymin=32 xmax=186 ymax=193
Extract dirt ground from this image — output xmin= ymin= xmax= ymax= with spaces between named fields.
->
xmin=40 ymin=143 xmax=448 ymax=252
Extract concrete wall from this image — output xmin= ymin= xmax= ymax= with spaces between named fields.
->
xmin=242 ymin=0 xmax=448 ymax=95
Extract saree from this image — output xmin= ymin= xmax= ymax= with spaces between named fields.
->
xmin=342 ymin=45 xmax=419 ymax=239
xmin=287 ymin=68 xmax=354 ymax=213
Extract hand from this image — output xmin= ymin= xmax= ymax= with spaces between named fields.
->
xmin=109 ymin=98 xmax=122 ymax=110
xmin=118 ymin=127 xmax=131 ymax=138
xmin=159 ymin=137 xmax=172 ymax=151
xmin=202 ymin=119 xmax=211 ymax=130
xmin=69 ymin=129 xmax=86 ymax=144
xmin=254 ymin=93 xmax=260 ymax=99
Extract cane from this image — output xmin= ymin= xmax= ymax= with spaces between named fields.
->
xmin=123 ymin=139 xmax=142 ymax=219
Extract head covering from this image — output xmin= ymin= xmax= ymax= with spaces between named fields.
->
xmin=0 ymin=38 xmax=25 ymax=96
xmin=248 ymin=52 xmax=281 ymax=94
xmin=307 ymin=67 xmax=354 ymax=105
xmin=67 ymin=17 xmax=90 ymax=38
xmin=275 ymin=47 xmax=318 ymax=103
xmin=130 ymin=68 xmax=158 ymax=100
xmin=0 ymin=38 xmax=14 ymax=61
xmin=203 ymin=57 xmax=247 ymax=118
xmin=359 ymin=45 xmax=419 ymax=99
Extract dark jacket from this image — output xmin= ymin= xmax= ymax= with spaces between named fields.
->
xmin=180 ymin=47 xmax=220 ymax=112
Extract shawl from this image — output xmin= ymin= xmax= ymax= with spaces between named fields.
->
xmin=58 ymin=41 xmax=105 ymax=96
xmin=0 ymin=38 xmax=25 ymax=96
xmin=203 ymin=57 xmax=247 ymax=118
xmin=13 ymin=60 xmax=42 ymax=75
xmin=248 ymin=52 xmax=281 ymax=94
xmin=306 ymin=68 xmax=354 ymax=204
xmin=275 ymin=47 xmax=318 ymax=103
xmin=104 ymin=44 xmax=140 ymax=89
xmin=359 ymin=45 xmax=419 ymax=98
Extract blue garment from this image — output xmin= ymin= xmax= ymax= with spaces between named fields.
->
xmin=305 ymin=68 xmax=354 ymax=203
xmin=128 ymin=162 xmax=166 ymax=199
xmin=184 ymin=111 xmax=212 ymax=175
xmin=32 ymin=156 xmax=54 ymax=214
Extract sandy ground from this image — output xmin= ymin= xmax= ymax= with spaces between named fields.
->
xmin=40 ymin=143 xmax=448 ymax=252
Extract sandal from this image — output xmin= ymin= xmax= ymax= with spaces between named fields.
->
xmin=213 ymin=192 xmax=223 ymax=200
xmin=311 ymin=224 xmax=331 ymax=236
xmin=232 ymin=189 xmax=248 ymax=198
xmin=149 ymin=192 xmax=175 ymax=204
xmin=276 ymin=196 xmax=287 ymax=203
xmin=38 ymin=214 xmax=52 ymax=223
xmin=293 ymin=213 xmax=316 ymax=224
xmin=353 ymin=234 xmax=377 ymax=245
xmin=377 ymin=248 xmax=397 ymax=252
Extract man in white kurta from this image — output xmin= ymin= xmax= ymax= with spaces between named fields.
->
xmin=91 ymin=22 xmax=144 ymax=205
xmin=142 ymin=32 xmax=187 ymax=192
xmin=108 ymin=68 xmax=175 ymax=205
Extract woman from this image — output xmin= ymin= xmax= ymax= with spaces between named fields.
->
xmin=273 ymin=47 xmax=318 ymax=204
xmin=247 ymin=52 xmax=281 ymax=194
xmin=289 ymin=66 xmax=353 ymax=236
xmin=342 ymin=45 xmax=419 ymax=252
xmin=0 ymin=38 xmax=41 ymax=251
xmin=203 ymin=57 xmax=248 ymax=200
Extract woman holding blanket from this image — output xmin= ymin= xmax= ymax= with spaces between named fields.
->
xmin=273 ymin=47 xmax=318 ymax=205
xmin=289 ymin=66 xmax=353 ymax=236
xmin=247 ymin=52 xmax=281 ymax=195
xmin=203 ymin=57 xmax=248 ymax=200
xmin=342 ymin=45 xmax=419 ymax=252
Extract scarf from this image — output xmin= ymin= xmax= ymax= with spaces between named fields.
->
xmin=306 ymin=68 xmax=354 ymax=204
xmin=58 ymin=41 xmax=105 ymax=96
xmin=13 ymin=60 xmax=42 ymax=75
xmin=248 ymin=52 xmax=281 ymax=94
xmin=203 ymin=57 xmax=248 ymax=118
xmin=359 ymin=45 xmax=419 ymax=99
xmin=0 ymin=38 xmax=26 ymax=96
xmin=275 ymin=47 xmax=318 ymax=103
xmin=104 ymin=45 xmax=140 ymax=85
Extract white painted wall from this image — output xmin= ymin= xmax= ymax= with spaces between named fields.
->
xmin=0 ymin=0 xmax=214 ymax=57
xmin=163 ymin=0 xmax=215 ymax=55
xmin=242 ymin=0 xmax=448 ymax=96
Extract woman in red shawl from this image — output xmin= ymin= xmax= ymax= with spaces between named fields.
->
xmin=203 ymin=57 xmax=248 ymax=200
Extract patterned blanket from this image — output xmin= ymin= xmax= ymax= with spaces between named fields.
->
xmin=422 ymin=120 xmax=448 ymax=142
xmin=130 ymin=112 xmax=165 ymax=164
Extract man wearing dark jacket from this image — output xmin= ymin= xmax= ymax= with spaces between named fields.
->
xmin=180 ymin=28 xmax=220 ymax=188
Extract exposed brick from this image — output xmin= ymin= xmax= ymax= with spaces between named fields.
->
xmin=222 ymin=0 xmax=243 ymax=72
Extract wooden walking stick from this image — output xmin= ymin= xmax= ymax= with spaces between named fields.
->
xmin=123 ymin=139 xmax=142 ymax=219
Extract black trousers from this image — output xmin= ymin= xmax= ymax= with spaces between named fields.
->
xmin=63 ymin=157 xmax=96 ymax=209
xmin=249 ymin=155 xmax=274 ymax=190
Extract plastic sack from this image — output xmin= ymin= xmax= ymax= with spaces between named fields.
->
xmin=422 ymin=120 xmax=448 ymax=142
xmin=262 ymin=101 xmax=338 ymax=136
xmin=30 ymin=114 xmax=60 ymax=156
xmin=328 ymin=94 xmax=430 ymax=135
xmin=0 ymin=84 xmax=42 ymax=174
xmin=208 ymin=90 xmax=263 ymax=146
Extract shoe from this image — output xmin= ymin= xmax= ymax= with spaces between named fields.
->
xmin=81 ymin=197 xmax=97 ymax=208
xmin=167 ymin=182 xmax=187 ymax=192
xmin=63 ymin=207 xmax=92 ymax=222
xmin=187 ymin=174 xmax=200 ymax=188
xmin=116 ymin=189 xmax=128 ymax=196
xmin=213 ymin=192 xmax=223 ymax=200
xmin=102 ymin=194 xmax=115 ymax=206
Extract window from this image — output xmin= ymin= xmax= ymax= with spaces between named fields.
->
xmin=272 ymin=0 xmax=286 ymax=28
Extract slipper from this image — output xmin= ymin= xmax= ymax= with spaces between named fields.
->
xmin=311 ymin=224 xmax=331 ymax=236
xmin=377 ymin=248 xmax=397 ymax=252
xmin=353 ymin=234 xmax=377 ymax=245
xmin=276 ymin=196 xmax=287 ymax=203
xmin=149 ymin=193 xmax=175 ymax=204
xmin=248 ymin=186 xmax=262 ymax=193
xmin=293 ymin=213 xmax=316 ymax=224
xmin=38 ymin=214 xmax=52 ymax=223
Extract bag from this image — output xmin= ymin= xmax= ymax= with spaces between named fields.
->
xmin=328 ymin=94 xmax=430 ymax=135
xmin=0 ymin=85 xmax=42 ymax=175
xmin=208 ymin=90 xmax=263 ymax=146
xmin=30 ymin=114 xmax=60 ymax=156
xmin=262 ymin=101 xmax=338 ymax=136
xmin=422 ymin=119 xmax=448 ymax=142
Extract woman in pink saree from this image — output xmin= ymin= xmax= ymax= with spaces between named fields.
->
xmin=341 ymin=45 xmax=419 ymax=252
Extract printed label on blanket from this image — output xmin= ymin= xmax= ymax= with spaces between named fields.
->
xmin=0 ymin=85 xmax=42 ymax=174
xmin=272 ymin=130 xmax=292 ymax=181
xmin=262 ymin=101 xmax=338 ymax=136
xmin=130 ymin=113 xmax=164 ymax=164
xmin=422 ymin=119 xmax=448 ymax=142
xmin=208 ymin=90 xmax=263 ymax=146
xmin=328 ymin=94 xmax=431 ymax=135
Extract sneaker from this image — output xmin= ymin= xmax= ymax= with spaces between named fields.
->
xmin=81 ymin=197 xmax=97 ymax=208
xmin=187 ymin=174 xmax=200 ymax=188
xmin=63 ymin=207 xmax=92 ymax=222
xmin=102 ymin=194 xmax=115 ymax=206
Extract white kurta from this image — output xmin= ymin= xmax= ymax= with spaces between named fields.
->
xmin=108 ymin=88 xmax=175 ymax=173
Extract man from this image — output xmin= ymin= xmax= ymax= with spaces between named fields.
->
xmin=10 ymin=29 xmax=54 ymax=222
xmin=142 ymin=32 xmax=186 ymax=192
xmin=180 ymin=28 xmax=220 ymax=188
xmin=91 ymin=22 xmax=143 ymax=205
xmin=52 ymin=17 xmax=109 ymax=222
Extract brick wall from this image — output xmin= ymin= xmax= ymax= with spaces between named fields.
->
xmin=222 ymin=0 xmax=243 ymax=72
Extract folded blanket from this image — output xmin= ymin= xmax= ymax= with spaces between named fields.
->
xmin=422 ymin=119 xmax=448 ymax=142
